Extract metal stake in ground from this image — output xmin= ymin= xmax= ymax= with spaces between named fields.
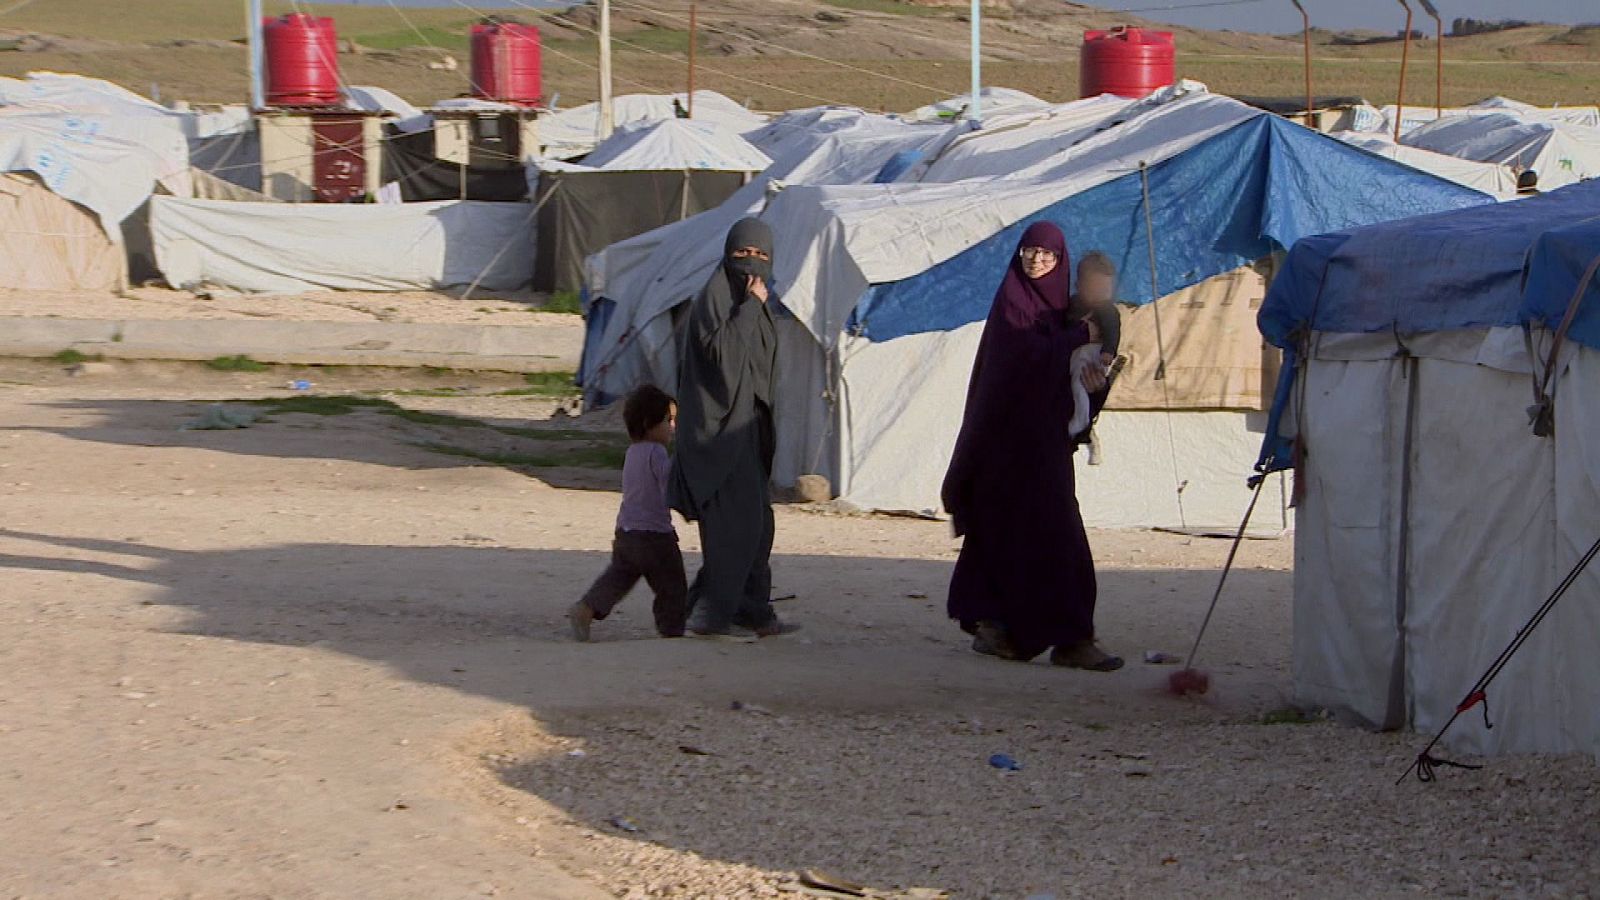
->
xmin=1398 ymin=530 xmax=1600 ymax=783
xmin=1167 ymin=473 xmax=1268 ymax=697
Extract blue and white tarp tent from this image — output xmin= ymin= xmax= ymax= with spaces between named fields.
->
xmin=582 ymin=89 xmax=1491 ymax=528
xmin=1255 ymin=179 xmax=1600 ymax=757
xmin=759 ymin=94 xmax=1489 ymax=527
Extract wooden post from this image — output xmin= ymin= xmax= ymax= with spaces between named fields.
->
xmin=1394 ymin=0 xmax=1413 ymax=143
xmin=687 ymin=0 xmax=697 ymax=118
xmin=969 ymin=0 xmax=981 ymax=122
xmin=598 ymin=0 xmax=614 ymax=139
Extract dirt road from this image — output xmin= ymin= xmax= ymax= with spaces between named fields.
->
xmin=0 ymin=360 xmax=1594 ymax=899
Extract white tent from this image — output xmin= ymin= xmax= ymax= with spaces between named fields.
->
xmin=581 ymin=90 xmax=1495 ymax=529
xmin=1332 ymin=131 xmax=1518 ymax=197
xmin=904 ymin=87 xmax=1053 ymax=123
xmin=537 ymin=91 xmax=767 ymax=160
xmin=1377 ymin=96 xmax=1600 ymax=137
xmin=1257 ymin=180 xmax=1600 ymax=756
xmin=151 ymin=197 xmax=534 ymax=294
xmin=568 ymin=118 xmax=771 ymax=172
xmin=1403 ymin=114 xmax=1600 ymax=191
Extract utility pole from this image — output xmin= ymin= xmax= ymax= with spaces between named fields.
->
xmin=598 ymin=0 xmax=615 ymax=139
xmin=969 ymin=0 xmax=981 ymax=123
xmin=687 ymin=0 xmax=697 ymax=118
xmin=247 ymin=0 xmax=264 ymax=110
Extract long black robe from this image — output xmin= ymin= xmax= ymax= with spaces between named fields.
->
xmin=668 ymin=219 xmax=779 ymax=631
xmin=941 ymin=221 xmax=1106 ymax=660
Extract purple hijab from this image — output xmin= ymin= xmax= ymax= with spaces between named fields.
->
xmin=940 ymin=221 xmax=1103 ymax=656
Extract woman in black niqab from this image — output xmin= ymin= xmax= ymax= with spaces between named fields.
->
xmin=667 ymin=217 xmax=796 ymax=638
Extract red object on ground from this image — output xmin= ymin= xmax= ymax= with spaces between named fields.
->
xmin=264 ymin=14 xmax=341 ymax=107
xmin=1167 ymin=668 xmax=1211 ymax=697
xmin=1080 ymin=27 xmax=1176 ymax=99
xmin=471 ymin=23 xmax=542 ymax=106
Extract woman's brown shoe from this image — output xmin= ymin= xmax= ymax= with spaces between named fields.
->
xmin=1051 ymin=641 xmax=1124 ymax=672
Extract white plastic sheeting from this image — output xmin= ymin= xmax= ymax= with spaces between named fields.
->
xmin=0 ymin=73 xmax=191 ymax=231
xmin=538 ymin=91 xmax=766 ymax=160
xmin=584 ymin=91 xmax=1298 ymax=527
xmin=1376 ymin=97 xmax=1600 ymax=137
xmin=343 ymin=85 xmax=430 ymax=134
xmin=580 ymin=107 xmax=957 ymax=403
xmin=904 ymin=87 xmax=1053 ymax=123
xmin=1286 ymin=327 xmax=1600 ymax=757
xmin=151 ymin=196 xmax=535 ymax=294
xmin=1403 ymin=114 xmax=1600 ymax=191
xmin=561 ymin=119 xmax=771 ymax=172
xmin=1332 ymin=131 xmax=1518 ymax=197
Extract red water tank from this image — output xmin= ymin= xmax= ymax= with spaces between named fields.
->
xmin=470 ymin=23 xmax=542 ymax=105
xmin=1080 ymin=27 xmax=1175 ymax=99
xmin=263 ymin=14 xmax=341 ymax=107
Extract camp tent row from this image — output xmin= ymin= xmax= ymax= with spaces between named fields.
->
xmin=1255 ymin=178 xmax=1600 ymax=758
xmin=530 ymin=119 xmax=772 ymax=293
xmin=580 ymin=85 xmax=1496 ymax=530
xmin=0 ymin=74 xmax=775 ymax=296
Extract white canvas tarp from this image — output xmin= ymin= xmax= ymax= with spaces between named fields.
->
xmin=538 ymin=91 xmax=766 ymax=160
xmin=1333 ymin=131 xmax=1519 ymax=197
xmin=1286 ymin=327 xmax=1600 ymax=756
xmin=151 ymin=196 xmax=534 ymax=294
xmin=1378 ymin=97 xmax=1600 ymax=137
xmin=1403 ymin=114 xmax=1600 ymax=191
xmin=572 ymin=118 xmax=771 ymax=172
xmin=0 ymin=90 xmax=189 ymax=232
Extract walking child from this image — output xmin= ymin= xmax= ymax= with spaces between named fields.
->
xmin=568 ymin=385 xmax=688 ymax=641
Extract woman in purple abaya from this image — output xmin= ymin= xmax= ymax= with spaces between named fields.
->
xmin=940 ymin=221 xmax=1123 ymax=671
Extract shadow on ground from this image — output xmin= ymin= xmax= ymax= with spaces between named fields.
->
xmin=0 ymin=526 xmax=1343 ymax=897
xmin=11 ymin=397 xmax=624 ymax=492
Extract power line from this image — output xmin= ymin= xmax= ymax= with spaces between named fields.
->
xmin=1095 ymin=0 xmax=1270 ymax=12
xmin=441 ymin=0 xmax=679 ymax=94
xmin=383 ymin=0 xmax=442 ymax=51
xmin=498 ymin=0 xmax=864 ymax=108
xmin=606 ymin=0 xmax=959 ymax=99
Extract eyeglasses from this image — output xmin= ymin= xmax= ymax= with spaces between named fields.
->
xmin=1018 ymin=247 xmax=1058 ymax=261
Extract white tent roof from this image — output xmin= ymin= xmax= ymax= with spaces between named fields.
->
xmin=904 ymin=87 xmax=1053 ymax=123
xmin=538 ymin=91 xmax=766 ymax=160
xmin=1333 ymin=131 xmax=1519 ymax=197
xmin=1378 ymin=96 xmax=1600 ymax=136
xmin=1403 ymin=114 xmax=1600 ymax=191
xmin=572 ymin=118 xmax=771 ymax=172
xmin=0 ymin=72 xmax=191 ymax=231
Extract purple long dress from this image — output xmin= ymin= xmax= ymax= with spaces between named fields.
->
xmin=940 ymin=222 xmax=1104 ymax=661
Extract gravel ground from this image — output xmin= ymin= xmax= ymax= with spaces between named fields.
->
xmin=0 ymin=286 xmax=580 ymax=328
xmin=1 ymin=360 xmax=1595 ymax=899
xmin=484 ymin=704 xmax=1600 ymax=900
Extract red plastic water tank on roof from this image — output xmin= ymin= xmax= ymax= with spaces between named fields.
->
xmin=471 ymin=23 xmax=542 ymax=106
xmin=1080 ymin=27 xmax=1175 ymax=99
xmin=263 ymin=13 xmax=341 ymax=107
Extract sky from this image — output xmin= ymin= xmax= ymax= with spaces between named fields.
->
xmin=317 ymin=0 xmax=1596 ymax=35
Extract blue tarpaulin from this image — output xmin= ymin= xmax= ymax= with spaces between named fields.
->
xmin=846 ymin=115 xmax=1492 ymax=344
xmin=1522 ymin=215 xmax=1600 ymax=344
xmin=1254 ymin=179 xmax=1600 ymax=475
